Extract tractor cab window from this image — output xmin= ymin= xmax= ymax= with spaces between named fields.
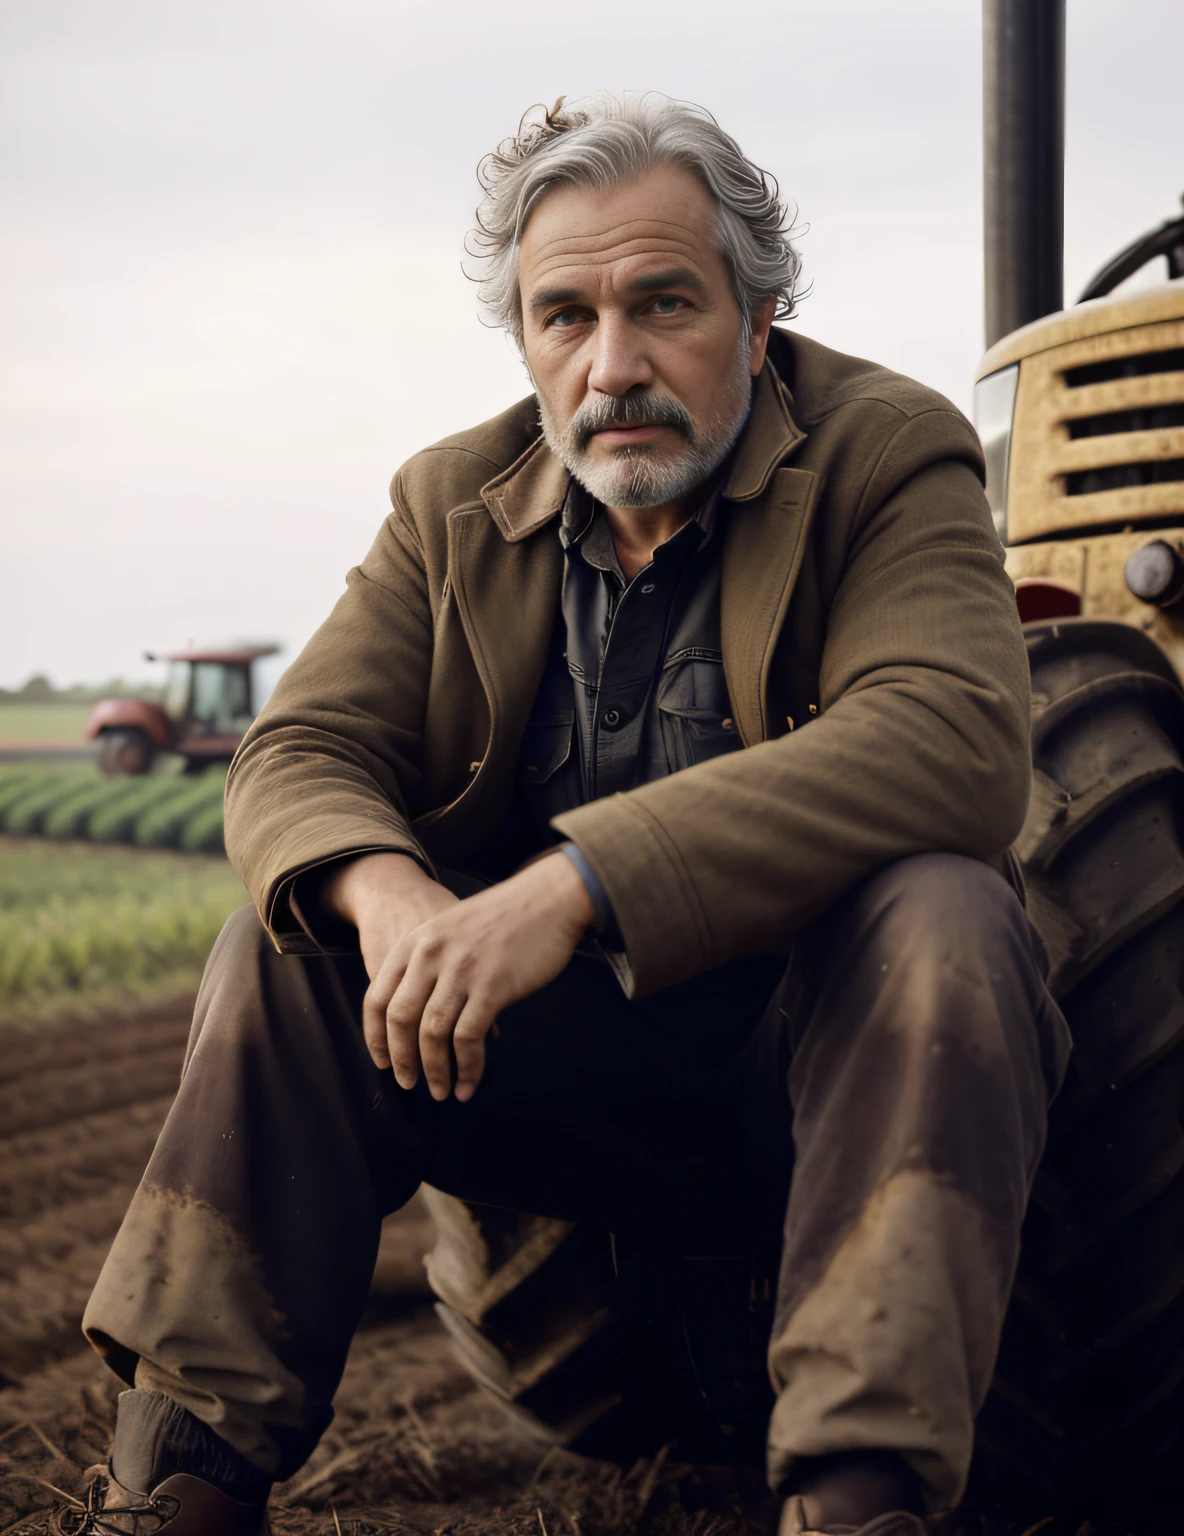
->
xmin=190 ymin=663 xmax=252 ymax=737
xmin=164 ymin=661 xmax=191 ymax=721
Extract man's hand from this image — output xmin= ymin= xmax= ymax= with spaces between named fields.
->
xmin=324 ymin=849 xmax=595 ymax=1101
xmin=321 ymin=851 xmax=462 ymax=982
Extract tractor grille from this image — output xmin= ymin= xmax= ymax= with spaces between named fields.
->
xmin=1064 ymin=346 xmax=1184 ymax=388
xmin=1007 ymin=317 xmax=1184 ymax=543
xmin=1066 ymin=402 xmax=1184 ymax=439
xmin=1066 ymin=456 xmax=1184 ymax=495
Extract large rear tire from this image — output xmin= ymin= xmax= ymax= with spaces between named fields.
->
xmin=976 ymin=618 xmax=1184 ymax=1513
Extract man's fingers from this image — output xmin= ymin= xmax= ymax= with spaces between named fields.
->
xmin=363 ymin=956 xmax=406 ymax=1071
xmin=417 ymin=982 xmax=469 ymax=1101
xmin=386 ymin=953 xmax=440 ymax=1090
xmin=452 ymin=996 xmax=495 ymax=1102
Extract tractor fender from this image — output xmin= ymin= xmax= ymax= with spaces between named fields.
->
xmin=84 ymin=698 xmax=175 ymax=750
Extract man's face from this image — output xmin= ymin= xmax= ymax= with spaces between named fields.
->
xmin=518 ymin=163 xmax=775 ymax=510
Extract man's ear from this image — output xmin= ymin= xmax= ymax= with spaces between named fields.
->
xmin=747 ymin=296 xmax=778 ymax=376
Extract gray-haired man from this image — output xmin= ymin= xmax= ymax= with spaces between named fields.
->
xmin=69 ymin=97 xmax=1067 ymax=1536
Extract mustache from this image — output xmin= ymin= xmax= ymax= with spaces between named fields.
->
xmin=568 ymin=392 xmax=695 ymax=450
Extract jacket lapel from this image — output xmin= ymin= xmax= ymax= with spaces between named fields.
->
xmin=421 ymin=444 xmax=566 ymax=849
xmin=721 ymin=364 xmax=817 ymax=745
xmin=447 ymin=499 xmax=564 ymax=748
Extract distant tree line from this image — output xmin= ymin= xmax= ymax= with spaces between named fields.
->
xmin=0 ymin=674 xmax=163 ymax=705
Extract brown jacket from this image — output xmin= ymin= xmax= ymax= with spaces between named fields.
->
xmin=225 ymin=328 xmax=1030 ymax=996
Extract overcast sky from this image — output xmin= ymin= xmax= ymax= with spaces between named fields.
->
xmin=2 ymin=0 xmax=1181 ymax=692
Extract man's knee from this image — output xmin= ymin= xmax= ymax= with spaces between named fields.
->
xmin=185 ymin=903 xmax=305 ymax=1071
xmin=802 ymin=853 xmax=1053 ymax=1078
xmin=209 ymin=900 xmax=273 ymax=964
xmin=851 ymin=852 xmax=1027 ymax=962
xmin=807 ymin=852 xmax=1067 ymax=1119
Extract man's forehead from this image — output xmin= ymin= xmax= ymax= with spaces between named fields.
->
xmin=522 ymin=221 xmax=712 ymax=287
xmin=521 ymin=166 xmax=717 ymax=265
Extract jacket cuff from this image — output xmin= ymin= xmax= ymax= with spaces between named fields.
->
xmin=551 ymin=799 xmax=713 ymax=996
xmin=262 ymin=844 xmax=428 ymax=955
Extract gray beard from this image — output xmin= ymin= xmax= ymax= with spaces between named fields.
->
xmin=537 ymin=338 xmax=753 ymax=509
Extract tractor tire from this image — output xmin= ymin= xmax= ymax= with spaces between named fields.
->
xmin=97 ymin=727 xmax=155 ymax=777
xmin=419 ymin=1187 xmax=777 ymax=1466
xmin=975 ymin=617 xmax=1184 ymax=1513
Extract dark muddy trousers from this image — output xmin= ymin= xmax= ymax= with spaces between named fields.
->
xmin=83 ymin=854 xmax=1069 ymax=1512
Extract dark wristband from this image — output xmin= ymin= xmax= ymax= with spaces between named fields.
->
xmin=558 ymin=842 xmax=623 ymax=948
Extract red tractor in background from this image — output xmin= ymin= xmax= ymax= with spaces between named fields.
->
xmin=84 ymin=644 xmax=279 ymax=777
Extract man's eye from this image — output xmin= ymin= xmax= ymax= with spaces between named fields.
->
xmin=652 ymin=296 xmax=685 ymax=316
xmin=547 ymin=308 xmax=583 ymax=329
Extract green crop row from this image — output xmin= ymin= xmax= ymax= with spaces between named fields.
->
xmin=0 ymin=835 xmax=247 ymax=1015
xmin=0 ymin=765 xmax=226 ymax=853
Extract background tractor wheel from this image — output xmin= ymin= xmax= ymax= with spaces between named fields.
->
xmin=976 ymin=617 xmax=1184 ymax=1515
xmin=96 ymin=727 xmax=155 ymax=777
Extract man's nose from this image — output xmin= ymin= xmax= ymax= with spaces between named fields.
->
xmin=586 ymin=311 xmax=654 ymax=397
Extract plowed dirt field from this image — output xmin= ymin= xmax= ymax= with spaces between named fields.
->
xmin=0 ymin=1002 xmax=1159 ymax=1536
xmin=0 ymin=1002 xmax=781 ymax=1536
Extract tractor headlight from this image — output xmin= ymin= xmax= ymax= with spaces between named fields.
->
xmin=973 ymin=364 xmax=1019 ymax=544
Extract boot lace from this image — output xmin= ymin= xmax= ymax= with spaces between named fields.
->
xmin=54 ymin=1472 xmax=180 ymax=1535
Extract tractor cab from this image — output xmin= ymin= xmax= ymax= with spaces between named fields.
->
xmin=85 ymin=644 xmax=280 ymax=776
xmin=161 ymin=652 xmax=256 ymax=742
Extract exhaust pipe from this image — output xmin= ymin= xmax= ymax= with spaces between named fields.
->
xmin=982 ymin=0 xmax=1066 ymax=347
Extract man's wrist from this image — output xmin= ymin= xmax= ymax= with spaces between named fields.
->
xmin=557 ymin=843 xmax=623 ymax=947
xmin=525 ymin=846 xmax=596 ymax=936
xmin=317 ymin=850 xmax=425 ymax=927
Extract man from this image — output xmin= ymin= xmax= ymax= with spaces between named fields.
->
xmin=69 ymin=96 xmax=1067 ymax=1536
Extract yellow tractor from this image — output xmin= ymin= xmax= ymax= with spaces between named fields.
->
xmin=968 ymin=227 xmax=1184 ymax=1511
xmin=965 ymin=1 xmax=1184 ymax=1506
xmin=977 ymin=229 xmax=1184 ymax=635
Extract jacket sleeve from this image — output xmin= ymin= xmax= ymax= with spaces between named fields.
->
xmin=552 ymin=409 xmax=1031 ymax=996
xmin=223 ymin=481 xmax=436 ymax=952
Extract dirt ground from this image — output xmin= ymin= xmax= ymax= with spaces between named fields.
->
xmin=0 ymin=1001 xmax=1161 ymax=1536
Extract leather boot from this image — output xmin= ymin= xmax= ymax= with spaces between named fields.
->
xmin=778 ymin=1501 xmax=929 ymax=1536
xmin=778 ymin=1447 xmax=930 ymax=1536
xmin=53 ymin=1463 xmax=269 ymax=1535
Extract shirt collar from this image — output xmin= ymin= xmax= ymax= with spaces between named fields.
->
xmin=559 ymin=472 xmax=726 ymax=578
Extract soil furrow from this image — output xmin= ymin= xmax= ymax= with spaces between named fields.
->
xmin=0 ymin=1235 xmax=117 ymax=1377
xmin=0 ymin=1008 xmax=191 ymax=1084
xmin=0 ymin=1097 xmax=170 ymax=1221
xmin=0 ymin=1044 xmax=185 ymax=1137
xmin=0 ymin=1182 xmax=139 ymax=1285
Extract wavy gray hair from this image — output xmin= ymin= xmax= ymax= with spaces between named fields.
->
xmin=468 ymin=94 xmax=803 ymax=348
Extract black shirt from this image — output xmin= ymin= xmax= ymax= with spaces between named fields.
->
xmin=516 ymin=479 xmax=743 ymax=851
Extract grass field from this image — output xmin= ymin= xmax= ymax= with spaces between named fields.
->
xmin=0 ymin=836 xmax=247 ymax=1017
xmin=0 ymin=702 xmax=93 ymax=743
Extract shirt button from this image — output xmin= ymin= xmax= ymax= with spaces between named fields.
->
xmin=601 ymin=707 xmax=628 ymax=732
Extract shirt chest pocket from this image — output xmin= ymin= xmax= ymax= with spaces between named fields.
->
xmin=520 ymin=712 xmax=575 ymax=785
xmin=656 ymin=652 xmax=741 ymax=773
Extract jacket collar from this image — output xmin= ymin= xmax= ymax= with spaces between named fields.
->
xmin=479 ymin=356 xmax=807 ymax=543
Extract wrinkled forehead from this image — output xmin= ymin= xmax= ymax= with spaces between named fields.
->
xmin=517 ymin=165 xmax=726 ymax=298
